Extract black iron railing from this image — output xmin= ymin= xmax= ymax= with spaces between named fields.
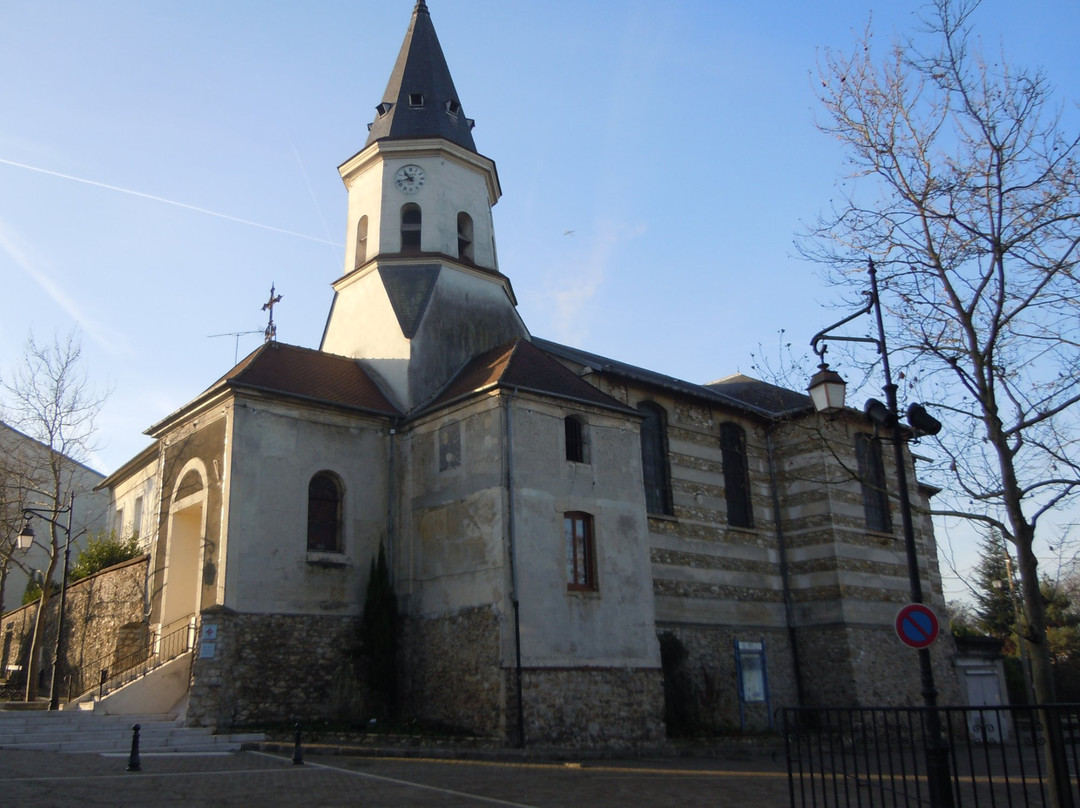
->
xmin=65 ymin=615 xmax=195 ymax=703
xmin=784 ymin=704 xmax=1080 ymax=807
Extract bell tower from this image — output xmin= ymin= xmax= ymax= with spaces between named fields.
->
xmin=321 ymin=0 xmax=528 ymax=410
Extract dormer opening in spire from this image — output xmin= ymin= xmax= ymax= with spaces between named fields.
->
xmin=363 ymin=0 xmax=476 ymax=152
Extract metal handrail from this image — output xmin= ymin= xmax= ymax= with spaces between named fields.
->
xmin=65 ymin=614 xmax=196 ymax=703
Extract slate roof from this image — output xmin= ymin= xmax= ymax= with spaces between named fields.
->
xmin=421 ymin=338 xmax=632 ymax=415
xmin=532 ymin=337 xmax=812 ymax=420
xmin=704 ymin=373 xmax=812 ymax=417
xmin=363 ymin=1 xmax=477 ymax=152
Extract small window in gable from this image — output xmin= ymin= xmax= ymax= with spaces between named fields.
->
xmin=307 ymin=472 xmax=343 ymax=553
xmin=446 ymin=99 xmax=461 ymax=116
xmin=457 ymin=212 xmax=474 ymax=261
xmin=401 ymin=203 xmax=421 ymax=252
xmin=409 ymin=93 xmax=424 ymax=107
xmin=355 ymin=215 xmax=369 ymax=268
xmin=564 ymin=511 xmax=597 ymax=591
xmin=376 ymin=101 xmax=393 ymax=116
xmin=855 ymin=432 xmax=892 ymax=533
xmin=720 ymin=422 xmax=753 ymax=528
xmin=564 ymin=415 xmax=588 ymax=464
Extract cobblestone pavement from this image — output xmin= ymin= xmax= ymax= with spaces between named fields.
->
xmin=0 ymin=748 xmax=793 ymax=807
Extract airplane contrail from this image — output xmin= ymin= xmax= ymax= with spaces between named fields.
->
xmin=0 ymin=156 xmax=343 ymax=247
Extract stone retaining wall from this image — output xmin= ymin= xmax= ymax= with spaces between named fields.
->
xmin=397 ymin=605 xmax=504 ymax=738
xmin=519 ymin=666 xmax=665 ymax=748
xmin=0 ymin=555 xmax=148 ymax=699
xmin=187 ymin=607 xmax=360 ymax=728
xmin=657 ymin=624 xmax=796 ymax=734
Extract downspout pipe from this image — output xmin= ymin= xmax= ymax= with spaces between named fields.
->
xmin=387 ymin=424 xmax=397 ymax=573
xmin=503 ymin=389 xmax=525 ymax=747
xmin=765 ymin=424 xmax=806 ymax=708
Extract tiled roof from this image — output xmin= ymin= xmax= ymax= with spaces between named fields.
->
xmin=207 ymin=342 xmax=400 ymax=417
xmin=421 ymin=338 xmax=631 ymax=414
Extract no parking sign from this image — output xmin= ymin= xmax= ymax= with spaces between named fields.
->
xmin=894 ymin=603 xmax=940 ymax=649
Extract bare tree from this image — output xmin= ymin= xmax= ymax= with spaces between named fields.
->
xmin=803 ymin=0 xmax=1080 ymax=801
xmin=1 ymin=332 xmax=108 ymax=700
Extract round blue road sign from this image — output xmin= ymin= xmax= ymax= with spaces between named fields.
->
xmin=895 ymin=603 xmax=940 ymax=649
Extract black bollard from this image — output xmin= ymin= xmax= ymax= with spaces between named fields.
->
xmin=126 ymin=723 xmax=141 ymax=772
xmin=292 ymin=721 xmax=304 ymax=765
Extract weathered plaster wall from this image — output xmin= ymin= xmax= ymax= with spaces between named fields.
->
xmin=149 ymin=409 xmax=228 ymax=628
xmin=225 ymin=399 xmax=390 ymax=616
xmin=507 ymin=397 xmax=661 ymax=671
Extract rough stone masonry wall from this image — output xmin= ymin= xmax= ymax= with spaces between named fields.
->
xmin=397 ymin=605 xmax=504 ymax=738
xmin=795 ymin=624 xmax=961 ymax=708
xmin=519 ymin=666 xmax=666 ymax=748
xmin=187 ymin=607 xmax=359 ymax=728
xmin=657 ymin=624 xmax=796 ymax=734
xmin=0 ymin=555 xmax=148 ymax=698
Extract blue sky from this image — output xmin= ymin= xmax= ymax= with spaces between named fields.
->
xmin=2 ymin=1 xmax=1077 ymax=599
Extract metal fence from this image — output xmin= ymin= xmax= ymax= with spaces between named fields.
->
xmin=784 ymin=704 xmax=1080 ymax=807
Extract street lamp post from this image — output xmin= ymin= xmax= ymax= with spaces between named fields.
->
xmin=18 ymin=491 xmax=76 ymax=711
xmin=809 ymin=259 xmax=953 ymax=808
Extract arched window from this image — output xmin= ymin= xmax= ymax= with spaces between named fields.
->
xmin=457 ymin=212 xmax=474 ymax=261
xmin=855 ymin=432 xmax=891 ymax=532
xmin=307 ymin=472 xmax=343 ymax=552
xmin=355 ymin=215 xmax=368 ymax=268
xmin=720 ymin=422 xmax=753 ymax=528
xmin=637 ymin=402 xmax=673 ymax=516
xmin=564 ymin=415 xmax=588 ymax=463
xmin=400 ymin=204 xmax=421 ymax=252
xmin=564 ymin=511 xmax=597 ymax=591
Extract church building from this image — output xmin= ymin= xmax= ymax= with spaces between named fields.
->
xmin=97 ymin=1 xmax=957 ymax=746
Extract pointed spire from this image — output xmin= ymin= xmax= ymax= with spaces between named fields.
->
xmin=364 ymin=1 xmax=476 ymax=151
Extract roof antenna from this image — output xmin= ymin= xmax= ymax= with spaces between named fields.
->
xmin=262 ymin=283 xmax=284 ymax=343
xmin=208 ymin=329 xmax=262 ymax=364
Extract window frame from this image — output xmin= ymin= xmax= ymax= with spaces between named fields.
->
xmin=720 ymin=422 xmax=754 ymax=529
xmin=457 ymin=211 xmax=474 ymax=261
xmin=855 ymin=432 xmax=892 ymax=533
xmin=307 ymin=471 xmax=344 ymax=553
xmin=564 ymin=511 xmax=597 ymax=592
xmin=400 ymin=203 xmax=422 ymax=253
xmin=564 ymin=415 xmax=588 ymax=464
xmin=355 ymin=215 xmax=369 ymax=268
xmin=637 ymin=401 xmax=674 ymax=516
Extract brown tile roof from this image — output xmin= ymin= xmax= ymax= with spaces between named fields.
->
xmin=421 ymin=338 xmax=630 ymax=414
xmin=208 ymin=342 xmax=400 ymax=416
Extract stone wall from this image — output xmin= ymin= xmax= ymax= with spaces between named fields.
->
xmin=0 ymin=555 xmax=148 ymax=699
xmin=519 ymin=666 xmax=665 ymax=748
xmin=795 ymin=623 xmax=961 ymax=707
xmin=397 ymin=605 xmax=504 ymax=738
xmin=187 ymin=607 xmax=360 ymax=728
xmin=657 ymin=624 xmax=796 ymax=734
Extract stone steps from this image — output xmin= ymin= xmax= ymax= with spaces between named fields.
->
xmin=0 ymin=710 xmax=263 ymax=753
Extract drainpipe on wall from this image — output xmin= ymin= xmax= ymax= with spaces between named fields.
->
xmin=387 ymin=425 xmax=397 ymax=574
xmin=765 ymin=425 xmax=806 ymax=707
xmin=502 ymin=390 xmax=525 ymax=748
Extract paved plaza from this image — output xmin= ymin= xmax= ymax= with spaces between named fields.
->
xmin=0 ymin=747 xmax=792 ymax=807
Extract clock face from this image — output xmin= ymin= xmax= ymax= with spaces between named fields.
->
xmin=394 ymin=164 xmax=426 ymax=194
